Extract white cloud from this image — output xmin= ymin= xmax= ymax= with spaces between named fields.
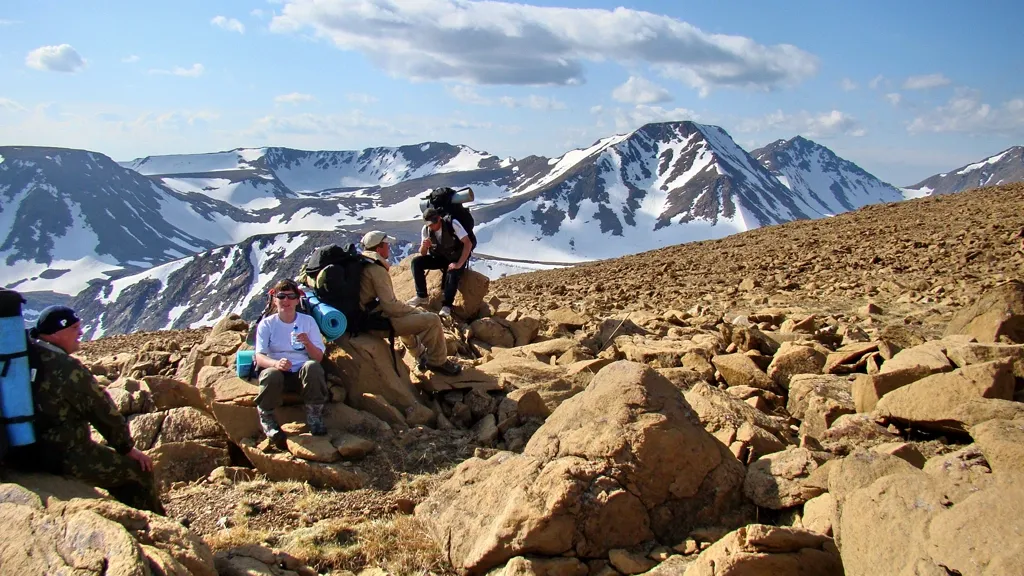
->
xmin=149 ymin=63 xmax=205 ymax=77
xmin=868 ymin=75 xmax=885 ymax=90
xmin=612 ymin=76 xmax=673 ymax=105
xmin=448 ymin=85 xmax=566 ymax=110
xmin=0 ymin=19 xmax=19 ymax=25
xmin=738 ymin=109 xmax=866 ymax=138
xmin=499 ymin=95 xmax=566 ymax=111
xmin=902 ymin=73 xmax=951 ymax=90
xmin=885 ymin=93 xmax=902 ymax=106
xmin=270 ymin=0 xmax=818 ymax=93
xmin=605 ymin=105 xmax=699 ymax=133
xmin=840 ymin=78 xmax=858 ymax=91
xmin=0 ymin=103 xmax=226 ymax=161
xmin=248 ymin=111 xmax=407 ymax=138
xmin=0 ymin=97 xmax=28 ymax=113
xmin=122 ymin=55 xmax=141 ymax=64
xmin=211 ymin=15 xmax=245 ymax=34
xmin=25 ymin=44 xmax=86 ymax=73
xmin=274 ymin=92 xmax=315 ymax=105
xmin=448 ymin=85 xmax=491 ymax=105
xmin=346 ymin=92 xmax=378 ymax=104
xmin=907 ymin=88 xmax=1024 ymax=136
xmin=251 ymin=9 xmax=266 ymax=18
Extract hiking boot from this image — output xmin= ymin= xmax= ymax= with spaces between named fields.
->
xmin=439 ymin=306 xmax=452 ymax=318
xmin=427 ymin=358 xmax=462 ymax=376
xmin=407 ymin=296 xmax=429 ymax=307
xmin=305 ymin=403 xmax=328 ymax=436
xmin=258 ymin=407 xmax=288 ymax=450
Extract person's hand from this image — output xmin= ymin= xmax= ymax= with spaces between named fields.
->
xmin=296 ymin=332 xmax=311 ymax=346
xmin=448 ymin=262 xmax=461 ymax=271
xmin=276 ymin=358 xmax=292 ymax=371
xmin=128 ymin=448 xmax=153 ymax=472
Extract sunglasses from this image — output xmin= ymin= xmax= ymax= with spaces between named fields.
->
xmin=275 ymin=293 xmax=300 ymax=300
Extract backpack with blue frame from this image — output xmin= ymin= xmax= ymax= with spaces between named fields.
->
xmin=0 ymin=289 xmax=42 ymax=462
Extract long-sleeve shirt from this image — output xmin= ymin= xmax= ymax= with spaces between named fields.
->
xmin=359 ymin=250 xmax=420 ymax=319
xmin=31 ymin=339 xmax=134 ymax=455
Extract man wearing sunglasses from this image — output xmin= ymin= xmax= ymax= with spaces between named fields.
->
xmin=253 ymin=279 xmax=328 ymax=447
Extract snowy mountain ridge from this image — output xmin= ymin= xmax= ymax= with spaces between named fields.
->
xmin=5 ymin=120 xmax=990 ymax=337
xmin=903 ymin=145 xmax=1024 ymax=197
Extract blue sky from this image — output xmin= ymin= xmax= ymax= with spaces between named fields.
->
xmin=1 ymin=0 xmax=1021 ymax=185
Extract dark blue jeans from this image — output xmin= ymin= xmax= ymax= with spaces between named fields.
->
xmin=411 ymin=254 xmax=466 ymax=307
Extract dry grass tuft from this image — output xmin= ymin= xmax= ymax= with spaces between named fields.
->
xmin=275 ymin=515 xmax=452 ymax=575
xmin=358 ymin=515 xmax=451 ymax=576
xmin=205 ymin=524 xmax=273 ymax=551
xmin=279 ymin=517 xmax=363 ymax=572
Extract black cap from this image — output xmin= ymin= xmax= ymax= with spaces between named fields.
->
xmin=34 ymin=305 xmax=82 ymax=336
xmin=423 ymin=207 xmax=441 ymax=222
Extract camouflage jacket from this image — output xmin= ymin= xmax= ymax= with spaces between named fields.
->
xmin=30 ymin=339 xmax=134 ymax=455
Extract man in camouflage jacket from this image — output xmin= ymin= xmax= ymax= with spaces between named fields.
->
xmin=13 ymin=306 xmax=165 ymax=514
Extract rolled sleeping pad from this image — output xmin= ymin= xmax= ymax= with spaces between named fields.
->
xmin=0 ymin=290 xmax=35 ymax=446
xmin=306 ymin=294 xmax=347 ymax=341
xmin=418 ymin=187 xmax=475 ymax=213
xmin=235 ymin=349 xmax=256 ymax=379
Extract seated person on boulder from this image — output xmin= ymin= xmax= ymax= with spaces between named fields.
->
xmin=360 ymin=230 xmax=462 ymax=376
xmin=254 ymin=279 xmax=328 ymax=447
xmin=7 ymin=306 xmax=165 ymax=514
xmin=407 ymin=207 xmax=473 ymax=318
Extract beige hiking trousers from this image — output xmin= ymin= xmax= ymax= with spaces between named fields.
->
xmin=384 ymin=311 xmax=447 ymax=366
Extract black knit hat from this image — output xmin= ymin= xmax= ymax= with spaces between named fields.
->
xmin=33 ymin=305 xmax=81 ymax=336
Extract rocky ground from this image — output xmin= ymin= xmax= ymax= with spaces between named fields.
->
xmin=3 ymin=183 xmax=1023 ymax=576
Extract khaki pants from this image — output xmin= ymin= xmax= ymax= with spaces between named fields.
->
xmin=381 ymin=311 xmax=448 ymax=366
xmin=256 ymin=361 xmax=328 ymax=410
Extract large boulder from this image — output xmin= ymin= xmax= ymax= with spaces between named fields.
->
xmin=766 ymin=343 xmax=827 ymax=389
xmin=328 ymin=334 xmax=434 ymax=427
xmin=238 ymin=438 xmax=368 ymax=490
xmin=684 ymin=383 xmax=793 ymax=459
xmin=390 ymin=256 xmax=491 ymax=320
xmin=682 ymin=524 xmax=842 ymax=576
xmin=0 ymin=473 xmax=216 ymax=576
xmin=839 ymin=470 xmax=1024 ymax=575
xmin=944 ymin=280 xmax=1024 ymax=343
xmin=416 ymin=362 xmax=751 ymax=575
xmin=786 ymin=375 xmax=855 ymax=440
xmin=743 ymin=448 xmax=829 ymax=510
xmin=874 ymin=359 xmax=1017 ymax=433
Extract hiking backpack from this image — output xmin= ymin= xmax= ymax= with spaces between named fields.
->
xmin=297 ymin=243 xmax=391 ymax=336
xmin=425 ymin=187 xmax=477 ymax=249
xmin=0 ymin=288 xmax=42 ymax=463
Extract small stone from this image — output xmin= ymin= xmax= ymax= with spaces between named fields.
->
xmin=608 ymin=549 xmax=656 ymax=575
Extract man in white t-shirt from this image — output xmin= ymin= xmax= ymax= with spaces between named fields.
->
xmin=406 ymin=207 xmax=474 ymax=317
xmin=254 ymin=279 xmax=328 ymax=446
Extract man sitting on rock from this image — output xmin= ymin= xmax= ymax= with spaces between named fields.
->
xmin=406 ymin=207 xmax=474 ymax=318
xmin=254 ymin=279 xmax=328 ymax=447
xmin=361 ymin=230 xmax=462 ymax=376
xmin=8 ymin=306 xmax=165 ymax=514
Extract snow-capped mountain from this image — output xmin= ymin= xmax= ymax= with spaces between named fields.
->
xmin=70 ymin=232 xmax=556 ymax=338
xmin=5 ymin=123 xmax=914 ymax=337
xmin=0 ymin=147 xmax=226 ymax=296
xmin=903 ymin=146 xmax=1024 ymax=197
xmin=124 ymin=143 xmax=502 ymax=196
xmin=471 ymin=122 xmax=815 ymax=262
xmin=753 ymin=136 xmax=904 ymax=215
xmin=71 ymin=230 xmax=411 ymax=338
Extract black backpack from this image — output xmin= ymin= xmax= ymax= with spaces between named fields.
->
xmin=298 ymin=244 xmax=391 ymax=336
xmin=427 ymin=187 xmax=477 ymax=249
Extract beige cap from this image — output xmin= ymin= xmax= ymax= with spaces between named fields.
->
xmin=361 ymin=230 xmax=396 ymax=249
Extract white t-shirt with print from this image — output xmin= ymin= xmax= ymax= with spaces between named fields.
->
xmin=421 ymin=218 xmax=468 ymax=244
xmin=254 ymin=313 xmax=325 ymax=373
